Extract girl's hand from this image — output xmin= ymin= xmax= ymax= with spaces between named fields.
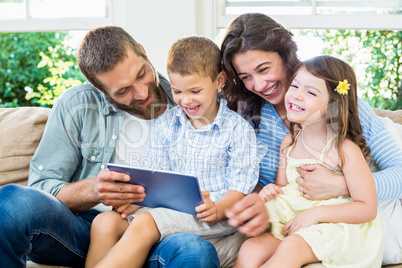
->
xmin=259 ymin=183 xmax=283 ymax=202
xmin=281 ymin=209 xmax=320 ymax=235
xmin=113 ymin=204 xmax=142 ymax=219
xmin=196 ymin=191 xmax=218 ymax=225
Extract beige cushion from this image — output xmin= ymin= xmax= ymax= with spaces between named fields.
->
xmin=0 ymin=107 xmax=50 ymax=185
xmin=374 ymin=108 xmax=402 ymax=125
xmin=26 ymin=261 xmax=65 ymax=268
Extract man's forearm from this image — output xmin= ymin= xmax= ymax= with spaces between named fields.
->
xmin=55 ymin=177 xmax=99 ymax=213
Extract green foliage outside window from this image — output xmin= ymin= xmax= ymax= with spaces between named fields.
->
xmin=304 ymin=30 xmax=402 ymax=111
xmin=25 ymin=46 xmax=83 ymax=106
xmin=0 ymin=32 xmax=85 ymax=107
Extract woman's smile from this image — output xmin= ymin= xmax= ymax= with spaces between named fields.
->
xmin=261 ymin=82 xmax=279 ymax=96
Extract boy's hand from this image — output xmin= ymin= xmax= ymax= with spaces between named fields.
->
xmin=259 ymin=183 xmax=283 ymax=202
xmin=195 ymin=191 xmax=218 ymax=225
xmin=113 ymin=204 xmax=142 ymax=219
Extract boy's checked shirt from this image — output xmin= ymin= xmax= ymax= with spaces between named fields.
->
xmin=148 ymin=98 xmax=266 ymax=203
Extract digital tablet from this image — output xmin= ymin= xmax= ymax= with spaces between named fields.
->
xmin=107 ymin=163 xmax=204 ymax=214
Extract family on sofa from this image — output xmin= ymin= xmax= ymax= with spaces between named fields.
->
xmin=0 ymin=12 xmax=401 ymax=268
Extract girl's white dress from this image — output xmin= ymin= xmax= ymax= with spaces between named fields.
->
xmin=266 ymin=134 xmax=384 ymax=267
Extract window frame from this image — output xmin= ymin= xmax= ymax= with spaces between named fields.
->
xmin=216 ymin=0 xmax=402 ymax=30
xmin=0 ymin=0 xmax=117 ymax=32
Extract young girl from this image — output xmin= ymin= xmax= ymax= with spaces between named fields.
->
xmin=234 ymin=55 xmax=384 ymax=268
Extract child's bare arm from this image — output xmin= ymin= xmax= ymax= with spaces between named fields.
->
xmin=314 ymin=139 xmax=377 ymax=223
xmin=196 ymin=190 xmax=245 ymax=225
xmin=276 ymin=133 xmax=292 ymax=187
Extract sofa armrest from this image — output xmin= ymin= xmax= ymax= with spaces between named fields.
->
xmin=0 ymin=107 xmax=50 ymax=186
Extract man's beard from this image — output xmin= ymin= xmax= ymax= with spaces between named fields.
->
xmin=107 ymin=82 xmax=163 ymax=119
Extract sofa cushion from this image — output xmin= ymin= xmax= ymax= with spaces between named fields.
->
xmin=374 ymin=108 xmax=402 ymax=125
xmin=0 ymin=107 xmax=51 ymax=185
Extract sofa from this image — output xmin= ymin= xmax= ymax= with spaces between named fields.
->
xmin=0 ymin=106 xmax=401 ymax=268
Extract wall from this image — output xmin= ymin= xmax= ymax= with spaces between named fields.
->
xmin=121 ymin=0 xmax=199 ymax=78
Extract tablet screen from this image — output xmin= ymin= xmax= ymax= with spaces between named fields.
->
xmin=107 ymin=163 xmax=203 ymax=214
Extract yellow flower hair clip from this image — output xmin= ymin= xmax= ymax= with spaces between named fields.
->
xmin=336 ymin=79 xmax=350 ymax=95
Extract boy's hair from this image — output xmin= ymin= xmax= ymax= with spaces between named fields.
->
xmin=290 ymin=55 xmax=372 ymax=168
xmin=78 ymin=26 xmax=148 ymax=92
xmin=167 ymin=36 xmax=221 ymax=81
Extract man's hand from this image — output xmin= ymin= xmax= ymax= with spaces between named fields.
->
xmin=225 ymin=193 xmax=269 ymax=237
xmin=296 ymin=164 xmax=349 ymax=200
xmin=196 ymin=191 xmax=218 ymax=225
xmin=94 ymin=168 xmax=146 ymax=207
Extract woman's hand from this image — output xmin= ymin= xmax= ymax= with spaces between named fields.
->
xmin=296 ymin=164 xmax=349 ymax=200
xmin=225 ymin=193 xmax=269 ymax=237
xmin=259 ymin=183 xmax=283 ymax=202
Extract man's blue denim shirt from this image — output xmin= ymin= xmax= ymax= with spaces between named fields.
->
xmin=28 ymin=75 xmax=174 ymax=196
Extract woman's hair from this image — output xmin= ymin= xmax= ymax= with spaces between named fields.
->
xmin=167 ymin=36 xmax=221 ymax=82
xmin=289 ymin=55 xmax=372 ymax=167
xmin=78 ymin=26 xmax=148 ymax=92
xmin=221 ymin=13 xmax=300 ymax=130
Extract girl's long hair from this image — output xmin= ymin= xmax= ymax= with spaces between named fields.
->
xmin=289 ymin=56 xmax=372 ymax=167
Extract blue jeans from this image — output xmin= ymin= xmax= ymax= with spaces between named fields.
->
xmin=0 ymin=184 xmax=219 ymax=268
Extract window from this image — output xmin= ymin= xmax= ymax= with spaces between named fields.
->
xmin=0 ymin=0 xmax=114 ymax=32
xmin=0 ymin=0 xmax=115 ymax=107
xmin=212 ymin=0 xmax=402 ymax=110
xmin=217 ymin=0 xmax=402 ymax=30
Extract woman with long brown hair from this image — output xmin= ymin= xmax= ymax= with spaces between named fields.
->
xmin=222 ymin=13 xmax=402 ymax=265
xmin=234 ymin=55 xmax=384 ymax=267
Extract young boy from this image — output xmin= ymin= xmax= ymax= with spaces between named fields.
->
xmin=85 ymin=36 xmax=263 ymax=268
